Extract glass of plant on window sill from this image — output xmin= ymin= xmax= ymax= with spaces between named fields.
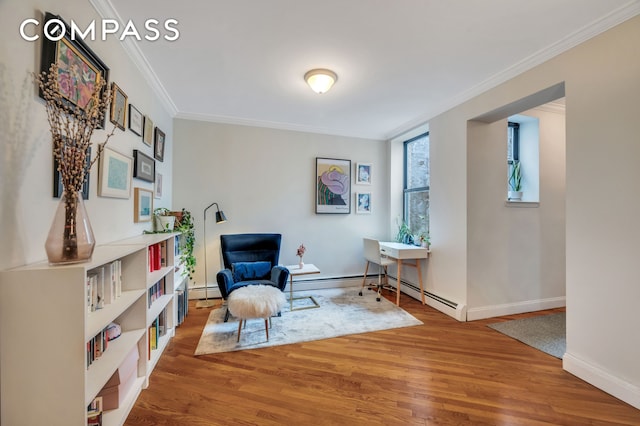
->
xmin=508 ymin=160 xmax=523 ymax=201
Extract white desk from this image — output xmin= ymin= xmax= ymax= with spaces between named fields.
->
xmin=285 ymin=263 xmax=321 ymax=311
xmin=379 ymin=242 xmax=429 ymax=306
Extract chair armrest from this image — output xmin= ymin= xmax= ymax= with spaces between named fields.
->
xmin=271 ymin=266 xmax=290 ymax=291
xmin=216 ymin=269 xmax=234 ymax=299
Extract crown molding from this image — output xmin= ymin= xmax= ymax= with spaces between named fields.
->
xmin=174 ymin=111 xmax=384 ymax=141
xmin=385 ymin=1 xmax=640 ymax=140
xmin=89 ymin=0 xmax=178 ymax=117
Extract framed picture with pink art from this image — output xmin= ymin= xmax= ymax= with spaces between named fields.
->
xmin=316 ymin=157 xmax=351 ymax=214
xmin=39 ymin=12 xmax=110 ymax=128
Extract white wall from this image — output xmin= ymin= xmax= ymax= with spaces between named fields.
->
xmin=426 ymin=15 xmax=640 ymax=408
xmin=0 ymin=0 xmax=174 ymax=270
xmin=466 ymin=107 xmax=566 ymax=320
xmin=172 ymin=119 xmax=388 ymax=295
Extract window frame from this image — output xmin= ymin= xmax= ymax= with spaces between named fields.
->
xmin=403 ymin=132 xmax=430 ymax=236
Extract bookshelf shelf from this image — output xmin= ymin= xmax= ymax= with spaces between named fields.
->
xmin=0 ymin=233 xmax=181 ymax=426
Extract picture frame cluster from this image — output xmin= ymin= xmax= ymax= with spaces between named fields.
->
xmin=40 ymin=11 xmax=168 ymax=222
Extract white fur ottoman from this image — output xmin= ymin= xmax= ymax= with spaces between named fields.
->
xmin=227 ymin=285 xmax=287 ymax=342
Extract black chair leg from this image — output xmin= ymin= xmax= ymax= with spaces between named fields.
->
xmin=223 ymin=307 xmax=231 ymax=322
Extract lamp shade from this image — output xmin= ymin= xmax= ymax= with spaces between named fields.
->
xmin=304 ymin=69 xmax=337 ymax=94
xmin=215 ymin=210 xmax=227 ymax=223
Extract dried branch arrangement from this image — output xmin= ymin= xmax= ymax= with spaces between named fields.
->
xmin=34 ymin=63 xmax=115 ymax=194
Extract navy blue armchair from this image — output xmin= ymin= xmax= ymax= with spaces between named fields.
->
xmin=216 ymin=233 xmax=289 ymax=321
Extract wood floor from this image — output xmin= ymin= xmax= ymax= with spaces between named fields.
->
xmin=125 ymin=290 xmax=640 ymax=425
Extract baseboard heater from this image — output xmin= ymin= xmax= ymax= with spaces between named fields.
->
xmin=389 ymin=276 xmax=457 ymax=309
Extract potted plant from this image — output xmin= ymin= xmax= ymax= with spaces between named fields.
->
xmin=508 ymin=160 xmax=523 ymax=201
xmin=153 ymin=208 xmax=176 ymax=232
xmin=418 ymin=233 xmax=430 ymax=248
xmin=395 ymin=220 xmax=415 ymax=245
xmin=174 ymin=209 xmax=196 ymax=281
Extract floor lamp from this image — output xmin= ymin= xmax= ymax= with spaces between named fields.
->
xmin=196 ymin=202 xmax=227 ymax=308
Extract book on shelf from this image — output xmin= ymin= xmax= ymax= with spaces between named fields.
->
xmin=87 ymin=261 xmax=122 ymax=313
xmin=87 ymin=395 xmax=103 ymax=425
xmin=147 ymin=277 xmax=166 ymax=308
xmin=86 ymin=326 xmax=110 ymax=369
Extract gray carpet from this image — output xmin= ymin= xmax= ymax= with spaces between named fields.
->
xmin=488 ymin=312 xmax=566 ymax=359
xmin=195 ymin=286 xmax=423 ymax=355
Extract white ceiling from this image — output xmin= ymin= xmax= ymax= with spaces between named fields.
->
xmin=101 ymin=0 xmax=639 ymax=140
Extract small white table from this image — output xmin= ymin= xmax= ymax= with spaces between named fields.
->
xmin=379 ymin=242 xmax=429 ymax=306
xmin=285 ymin=263 xmax=321 ymax=311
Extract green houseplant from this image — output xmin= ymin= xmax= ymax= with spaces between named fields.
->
xmin=153 ymin=207 xmax=176 ymax=232
xmin=395 ymin=220 xmax=415 ymax=245
xmin=508 ymin=160 xmax=523 ymax=201
xmin=174 ymin=209 xmax=196 ymax=281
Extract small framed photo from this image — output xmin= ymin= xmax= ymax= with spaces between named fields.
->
xmin=98 ymin=147 xmax=132 ymax=199
xmin=154 ymin=172 xmax=163 ymax=199
xmin=109 ymin=82 xmax=128 ymax=130
xmin=356 ymin=163 xmax=372 ymax=185
xmin=154 ymin=127 xmax=166 ymax=162
xmin=133 ymin=149 xmax=155 ymax=182
xmin=356 ymin=192 xmax=371 ymax=214
xmin=54 ymin=147 xmax=91 ymax=199
xmin=143 ymin=115 xmax=154 ymax=146
xmin=128 ymin=104 xmax=143 ymax=136
xmin=134 ymin=187 xmax=153 ymax=222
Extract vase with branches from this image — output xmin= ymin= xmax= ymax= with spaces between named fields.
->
xmin=35 ymin=63 xmax=115 ymax=264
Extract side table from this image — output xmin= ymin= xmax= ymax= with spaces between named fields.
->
xmin=284 ymin=263 xmax=320 ymax=311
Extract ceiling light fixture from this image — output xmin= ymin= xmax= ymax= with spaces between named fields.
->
xmin=304 ymin=68 xmax=337 ymax=94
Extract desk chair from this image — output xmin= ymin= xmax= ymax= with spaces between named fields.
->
xmin=359 ymin=238 xmax=395 ymax=301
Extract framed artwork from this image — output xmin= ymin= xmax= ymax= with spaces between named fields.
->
xmin=134 ymin=188 xmax=153 ymax=223
xmin=154 ymin=172 xmax=163 ymax=199
xmin=39 ymin=12 xmax=110 ymax=127
xmin=142 ymin=116 xmax=154 ymax=146
xmin=316 ymin=157 xmax=351 ymax=214
xmin=128 ymin=104 xmax=143 ymax=136
xmin=133 ymin=149 xmax=155 ymax=182
xmin=98 ymin=147 xmax=132 ymax=199
xmin=154 ymin=127 xmax=166 ymax=161
xmin=356 ymin=192 xmax=372 ymax=214
xmin=356 ymin=163 xmax=372 ymax=185
xmin=109 ymin=82 xmax=128 ymax=130
xmin=53 ymin=147 xmax=91 ymax=200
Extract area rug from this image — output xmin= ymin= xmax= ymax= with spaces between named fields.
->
xmin=487 ymin=312 xmax=566 ymax=359
xmin=195 ymin=286 xmax=423 ymax=355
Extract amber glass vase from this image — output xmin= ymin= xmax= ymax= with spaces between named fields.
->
xmin=45 ymin=190 xmax=95 ymax=265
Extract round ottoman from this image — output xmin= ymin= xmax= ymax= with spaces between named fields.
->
xmin=227 ymin=285 xmax=287 ymax=342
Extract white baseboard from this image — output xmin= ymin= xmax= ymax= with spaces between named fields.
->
xmin=563 ymin=353 xmax=640 ymax=410
xmin=466 ymin=296 xmax=566 ymax=321
xmin=189 ymin=276 xmax=364 ymax=301
xmin=189 ymin=285 xmax=222 ymax=300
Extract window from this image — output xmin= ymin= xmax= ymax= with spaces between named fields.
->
xmin=508 ymin=122 xmax=519 ymax=163
xmin=507 ymin=115 xmax=540 ymax=202
xmin=403 ymin=132 xmax=429 ymax=237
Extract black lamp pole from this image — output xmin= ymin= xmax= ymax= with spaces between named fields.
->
xmin=196 ymin=202 xmax=227 ymax=308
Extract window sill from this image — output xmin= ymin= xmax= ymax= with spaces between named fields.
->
xmin=505 ymin=200 xmax=539 ymax=208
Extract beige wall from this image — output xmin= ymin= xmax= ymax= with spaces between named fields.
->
xmin=0 ymin=0 xmax=174 ymax=270
xmin=426 ymin=15 xmax=639 ymax=408
xmin=466 ymin=107 xmax=566 ymax=320
xmin=172 ymin=119 xmax=389 ymax=295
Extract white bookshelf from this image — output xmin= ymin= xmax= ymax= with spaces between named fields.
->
xmin=0 ymin=232 xmax=180 ymax=426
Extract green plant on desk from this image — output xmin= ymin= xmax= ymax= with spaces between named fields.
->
xmin=395 ymin=221 xmax=414 ymax=245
